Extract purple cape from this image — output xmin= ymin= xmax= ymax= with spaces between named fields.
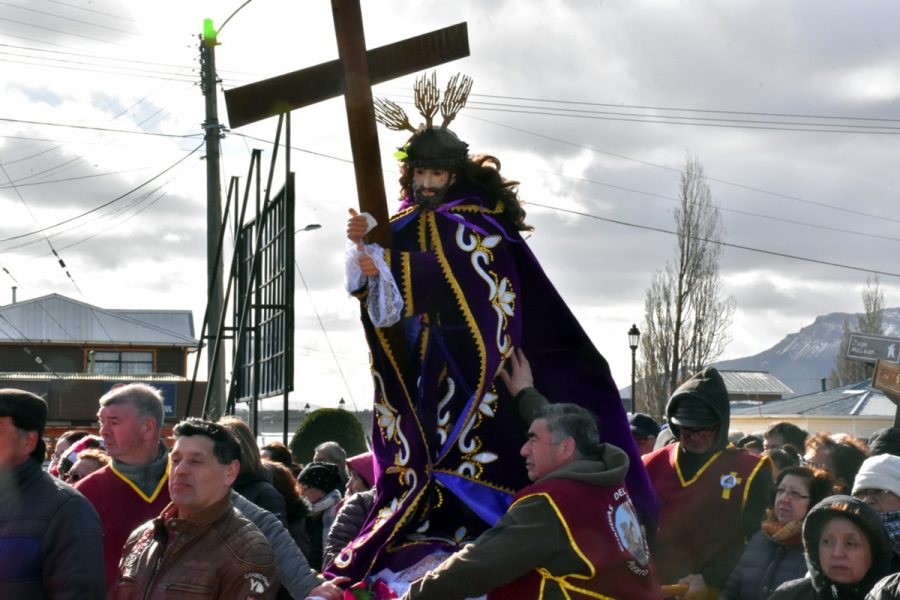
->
xmin=328 ymin=183 xmax=659 ymax=581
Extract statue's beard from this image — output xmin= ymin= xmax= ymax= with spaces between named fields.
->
xmin=413 ymin=183 xmax=450 ymax=209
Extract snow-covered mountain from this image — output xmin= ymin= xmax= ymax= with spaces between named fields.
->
xmin=714 ymin=308 xmax=900 ymax=395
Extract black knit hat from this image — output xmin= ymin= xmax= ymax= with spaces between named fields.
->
xmin=629 ymin=413 xmax=661 ymax=438
xmin=0 ymin=388 xmax=48 ymax=462
xmin=298 ymin=461 xmax=341 ymax=494
xmin=868 ymin=427 xmax=900 ymax=457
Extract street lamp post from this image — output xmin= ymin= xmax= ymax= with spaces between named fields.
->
xmin=628 ymin=324 xmax=640 ymax=414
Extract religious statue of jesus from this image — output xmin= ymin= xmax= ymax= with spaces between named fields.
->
xmin=331 ymin=72 xmax=657 ymax=590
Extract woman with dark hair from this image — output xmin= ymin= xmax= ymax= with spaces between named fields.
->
xmin=804 ymin=433 xmax=869 ymax=493
xmin=261 ymin=440 xmax=300 ymax=477
xmin=767 ymin=444 xmax=803 ymax=476
xmin=218 ymin=416 xmax=287 ymax=523
xmin=264 ymin=458 xmax=312 ymax=558
xmin=769 ymin=495 xmax=892 ymax=600
xmin=722 ymin=466 xmax=834 ymax=599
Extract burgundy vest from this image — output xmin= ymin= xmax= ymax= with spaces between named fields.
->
xmin=76 ymin=464 xmax=170 ymax=588
xmin=643 ymin=444 xmax=768 ymax=585
xmin=488 ymin=478 xmax=661 ymax=600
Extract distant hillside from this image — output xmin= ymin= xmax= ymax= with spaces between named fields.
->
xmin=714 ymin=308 xmax=900 ymax=395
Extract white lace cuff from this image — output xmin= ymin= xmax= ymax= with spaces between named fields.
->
xmin=344 ymin=240 xmax=404 ymax=327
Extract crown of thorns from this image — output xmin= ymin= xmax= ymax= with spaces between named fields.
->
xmin=374 ymin=72 xmax=473 ymax=133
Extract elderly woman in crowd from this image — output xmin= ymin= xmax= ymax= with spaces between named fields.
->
xmin=721 ymin=466 xmax=834 ymax=599
xmin=768 ymin=495 xmax=892 ymax=600
xmin=298 ymin=461 xmax=343 ymax=571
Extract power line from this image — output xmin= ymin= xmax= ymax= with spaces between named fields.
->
xmin=0 ymin=160 xmax=82 ymax=294
xmin=467 ymin=92 xmax=900 ymax=125
xmin=528 ymin=201 xmax=900 ymax=279
xmin=294 ymin=259 xmax=358 ymax=411
xmin=464 ymin=104 xmax=900 ymax=136
xmin=467 ymin=115 xmax=900 ymax=224
xmin=45 ymin=0 xmax=138 ymax=24
xmin=0 ymin=142 xmax=203 ymax=245
xmin=533 ymin=168 xmax=900 ymax=243
xmin=0 ymin=16 xmax=120 ymax=45
xmin=0 ymin=116 xmax=201 ymax=138
xmin=0 ymin=1 xmax=139 ymax=35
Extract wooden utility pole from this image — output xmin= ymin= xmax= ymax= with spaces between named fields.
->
xmin=200 ymin=23 xmax=226 ymax=418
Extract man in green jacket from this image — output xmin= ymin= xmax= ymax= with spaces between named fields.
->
xmin=402 ymin=350 xmax=662 ymax=599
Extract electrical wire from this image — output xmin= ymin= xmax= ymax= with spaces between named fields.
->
xmin=294 ymin=259 xmax=358 ymax=411
xmin=0 ymin=142 xmax=203 ymax=245
xmin=527 ymin=201 xmax=900 ymax=279
xmin=466 ymin=114 xmax=900 ymax=224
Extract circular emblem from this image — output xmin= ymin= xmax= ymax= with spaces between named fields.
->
xmin=720 ymin=474 xmax=737 ymax=489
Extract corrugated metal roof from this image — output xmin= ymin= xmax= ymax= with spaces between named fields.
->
xmin=731 ymin=379 xmax=897 ymax=417
xmin=720 ymin=370 xmax=794 ymax=395
xmin=0 ymin=294 xmax=197 ymax=346
xmin=0 ymin=372 xmax=189 ymax=381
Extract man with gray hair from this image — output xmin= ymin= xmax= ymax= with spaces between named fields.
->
xmin=75 ymin=383 xmax=171 ymax=588
xmin=402 ymin=350 xmax=660 ymax=599
xmin=314 ymin=440 xmax=349 ymax=492
xmin=77 ymin=384 xmax=344 ymax=599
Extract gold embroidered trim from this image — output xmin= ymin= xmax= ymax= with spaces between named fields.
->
xmin=109 ymin=460 xmax=169 ymax=504
xmin=674 ymin=444 xmax=725 ymax=487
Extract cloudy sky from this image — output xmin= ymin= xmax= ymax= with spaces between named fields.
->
xmin=2 ymin=1 xmax=899 ymax=415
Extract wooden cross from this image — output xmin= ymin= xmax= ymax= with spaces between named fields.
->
xmin=224 ymin=0 xmax=469 ymax=247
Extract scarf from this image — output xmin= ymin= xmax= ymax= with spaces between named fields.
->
xmin=761 ymin=510 xmax=803 ymax=546
xmin=880 ymin=510 xmax=900 ymax=558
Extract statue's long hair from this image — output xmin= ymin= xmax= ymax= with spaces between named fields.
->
xmin=398 ymin=154 xmax=533 ymax=232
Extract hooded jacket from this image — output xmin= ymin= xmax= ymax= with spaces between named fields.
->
xmin=404 ymin=444 xmax=662 ymax=600
xmin=769 ymin=495 xmax=893 ymax=600
xmin=666 ymin=367 xmax=730 ymax=455
xmin=645 ymin=367 xmax=772 ymax=588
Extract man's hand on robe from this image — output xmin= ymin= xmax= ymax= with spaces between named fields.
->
xmin=499 ymin=347 xmax=534 ymax=396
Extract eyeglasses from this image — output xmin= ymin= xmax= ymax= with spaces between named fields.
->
xmin=681 ymin=426 xmax=717 ymax=438
xmin=853 ymin=489 xmax=893 ymax=500
xmin=775 ymin=487 xmax=810 ymax=501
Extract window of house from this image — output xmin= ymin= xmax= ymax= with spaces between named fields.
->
xmin=89 ymin=351 xmax=154 ymax=374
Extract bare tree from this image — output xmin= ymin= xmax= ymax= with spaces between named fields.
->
xmin=636 ymin=154 xmax=735 ymax=418
xmin=828 ymin=276 xmax=884 ymax=387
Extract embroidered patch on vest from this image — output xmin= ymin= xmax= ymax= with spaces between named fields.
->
xmin=608 ymin=487 xmax=651 ymax=575
xmin=720 ymin=471 xmax=742 ymax=500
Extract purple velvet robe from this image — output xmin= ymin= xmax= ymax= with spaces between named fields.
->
xmin=328 ymin=182 xmax=659 ymax=582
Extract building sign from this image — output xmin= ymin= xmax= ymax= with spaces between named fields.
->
xmin=847 ymin=333 xmax=900 ymax=364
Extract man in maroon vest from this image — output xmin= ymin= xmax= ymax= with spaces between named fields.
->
xmin=643 ymin=367 xmax=772 ymax=599
xmin=402 ymin=349 xmax=661 ymax=599
xmin=75 ymin=383 xmax=171 ymax=588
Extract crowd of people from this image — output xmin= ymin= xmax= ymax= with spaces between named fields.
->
xmin=5 ymin=73 xmax=900 ymax=599
xmin=2 ymin=364 xmax=900 ymax=599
